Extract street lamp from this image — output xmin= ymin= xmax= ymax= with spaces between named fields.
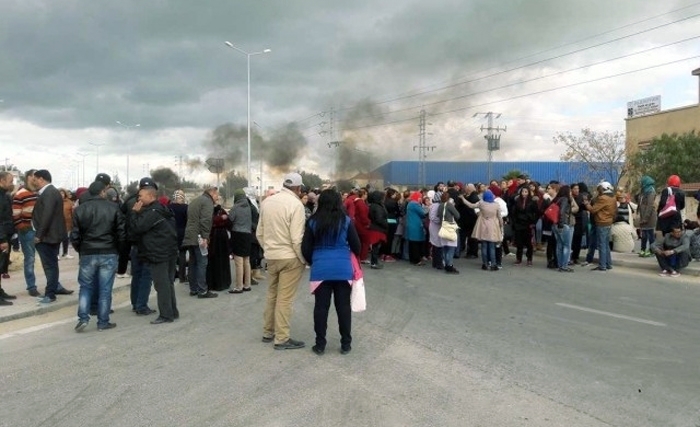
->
xmin=116 ymin=121 xmax=140 ymax=188
xmin=88 ymin=142 xmax=106 ymax=177
xmin=224 ymin=41 xmax=271 ymax=183
xmin=76 ymin=152 xmax=89 ymax=187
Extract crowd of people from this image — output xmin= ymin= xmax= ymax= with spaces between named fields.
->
xmin=0 ymin=168 xmax=694 ymax=354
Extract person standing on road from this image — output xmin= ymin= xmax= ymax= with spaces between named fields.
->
xmin=302 ymin=189 xmax=360 ymax=355
xmin=0 ymin=171 xmax=17 ymax=305
xmin=182 ymin=185 xmax=218 ymax=299
xmin=637 ymin=176 xmax=657 ymax=258
xmin=257 ymin=172 xmax=307 ymax=350
xmin=71 ymin=181 xmax=126 ymax=332
xmin=229 ymin=190 xmax=253 ymax=294
xmin=12 ymin=170 xmax=41 ymax=297
xmin=129 ymin=184 xmax=179 ymax=324
xmin=32 ymin=169 xmax=74 ymax=304
xmin=584 ymin=182 xmax=617 ymax=272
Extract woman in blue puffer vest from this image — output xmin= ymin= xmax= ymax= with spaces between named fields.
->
xmin=302 ymin=189 xmax=361 ymax=356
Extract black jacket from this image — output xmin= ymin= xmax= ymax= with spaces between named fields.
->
xmin=70 ymin=195 xmax=127 ymax=255
xmin=0 ymin=190 xmax=13 ymax=243
xmin=33 ymin=184 xmax=66 ymax=244
xmin=368 ymin=191 xmax=388 ymax=233
xmin=129 ymin=201 xmax=178 ymax=263
xmin=510 ymin=196 xmax=539 ymax=231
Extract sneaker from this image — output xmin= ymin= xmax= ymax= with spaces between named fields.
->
xmin=274 ymin=338 xmax=305 ymax=350
xmin=496 ymin=264 xmax=503 ymax=270
xmin=591 ymin=266 xmax=607 ymax=272
xmin=312 ymin=345 xmax=325 ymax=355
xmin=481 ymin=264 xmax=488 ymax=271
xmin=638 ymin=251 xmax=647 ymax=258
xmin=340 ymin=346 xmax=352 ymax=355
xmin=198 ymin=291 xmax=218 ymax=298
xmin=360 ymin=259 xmax=371 ymax=265
xmin=658 ymin=270 xmax=670 ymax=277
xmin=262 ymin=336 xmax=274 ymax=343
xmin=74 ymin=320 xmax=88 ymax=332
xmin=370 ymin=264 xmax=383 ymax=270
xmin=98 ymin=323 xmax=117 ymax=331
xmin=580 ymin=261 xmax=590 ymax=267
xmin=669 ymin=271 xmax=680 ymax=278
xmin=116 ymin=273 xmax=131 ymax=279
xmin=64 ymin=254 xmax=75 ymax=259
xmin=37 ymin=296 xmax=56 ymax=304
xmin=526 ymin=260 xmax=533 ymax=267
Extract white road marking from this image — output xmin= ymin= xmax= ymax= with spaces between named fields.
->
xmin=555 ymin=303 xmax=667 ymax=327
xmin=0 ymin=301 xmax=133 ymax=341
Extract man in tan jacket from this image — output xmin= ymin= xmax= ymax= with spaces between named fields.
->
xmin=257 ymin=173 xmax=307 ymax=350
xmin=584 ymin=181 xmax=617 ymax=271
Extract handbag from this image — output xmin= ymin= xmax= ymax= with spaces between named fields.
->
xmin=350 ymin=252 xmax=366 ymax=312
xmin=438 ymin=204 xmax=459 ymax=241
xmin=544 ymin=201 xmax=560 ymax=224
xmin=658 ymin=188 xmax=677 ymax=218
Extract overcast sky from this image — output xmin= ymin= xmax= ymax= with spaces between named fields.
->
xmin=1 ymin=0 xmax=699 ymax=189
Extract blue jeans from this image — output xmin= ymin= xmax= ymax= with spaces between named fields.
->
xmin=188 ymin=246 xmax=209 ymax=294
xmin=640 ymin=229 xmax=655 ymax=251
xmin=18 ymin=230 xmax=37 ymax=291
xmin=480 ymin=241 xmax=496 ymax=266
xmin=553 ymin=224 xmax=573 ymax=268
xmin=596 ymin=225 xmax=613 ymax=269
xmin=129 ymin=247 xmax=153 ymax=311
xmin=35 ymin=242 xmax=60 ymax=298
xmin=535 ymin=219 xmax=543 ymax=245
xmin=442 ymin=246 xmax=456 ymax=267
xmin=77 ymin=254 xmax=117 ymax=327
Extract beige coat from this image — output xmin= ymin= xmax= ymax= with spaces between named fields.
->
xmin=470 ymin=201 xmax=503 ymax=243
xmin=256 ymin=187 xmax=306 ymax=264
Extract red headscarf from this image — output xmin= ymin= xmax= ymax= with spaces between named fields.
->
xmin=409 ymin=191 xmax=422 ymax=203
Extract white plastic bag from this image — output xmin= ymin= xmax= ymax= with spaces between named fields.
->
xmin=350 ymin=278 xmax=366 ymax=312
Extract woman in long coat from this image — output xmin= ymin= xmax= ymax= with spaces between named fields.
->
xmin=206 ymin=205 xmax=232 ymax=291
xmin=462 ymin=190 xmax=503 ymax=271
xmin=405 ymin=191 xmax=427 ymax=266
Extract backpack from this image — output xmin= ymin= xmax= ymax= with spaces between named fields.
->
xmin=544 ymin=201 xmax=560 ymax=224
xmin=658 ymin=188 xmax=677 ymax=219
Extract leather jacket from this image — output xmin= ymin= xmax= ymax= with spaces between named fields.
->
xmin=71 ymin=195 xmax=127 ymax=255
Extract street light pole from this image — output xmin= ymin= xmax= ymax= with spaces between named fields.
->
xmin=76 ymin=152 xmax=89 ymax=187
xmin=224 ymin=41 xmax=271 ymax=184
xmin=116 ymin=121 xmax=140 ymax=188
xmin=88 ymin=142 xmax=105 ymax=177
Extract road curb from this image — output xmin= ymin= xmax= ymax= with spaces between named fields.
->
xmin=0 ymin=282 xmax=131 ymax=324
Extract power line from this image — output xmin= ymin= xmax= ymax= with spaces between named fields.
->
xmin=336 ymin=9 xmax=700 ymax=114
xmin=336 ymin=35 xmax=700 ymax=124
xmin=341 ymin=55 xmax=700 ymax=132
xmin=339 ymin=2 xmax=700 ymax=110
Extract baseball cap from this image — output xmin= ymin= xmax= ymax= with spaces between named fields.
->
xmin=139 ymin=177 xmax=158 ymax=190
xmin=95 ymin=173 xmax=111 ymax=186
xmin=283 ymin=172 xmax=303 ymax=187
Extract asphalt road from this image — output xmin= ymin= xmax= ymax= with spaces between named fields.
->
xmin=1 ymin=258 xmax=699 ymax=427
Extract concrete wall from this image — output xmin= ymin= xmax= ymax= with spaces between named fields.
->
xmin=625 ymin=104 xmax=700 ymax=155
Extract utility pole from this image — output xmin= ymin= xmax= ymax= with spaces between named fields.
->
xmin=473 ymin=112 xmax=507 ymax=181
xmin=413 ymin=109 xmax=435 ymax=188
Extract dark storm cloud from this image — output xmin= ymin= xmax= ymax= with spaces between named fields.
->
xmin=0 ymin=0 xmax=691 ymax=138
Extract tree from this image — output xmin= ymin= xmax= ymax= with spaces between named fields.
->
xmin=221 ymin=171 xmax=249 ymax=204
xmin=300 ymin=171 xmax=324 ymax=190
xmin=502 ymin=169 xmax=524 ymax=180
xmin=150 ymin=167 xmax=181 ymax=196
xmin=627 ymin=131 xmax=700 ymax=189
xmin=553 ymin=128 xmax=626 ymax=186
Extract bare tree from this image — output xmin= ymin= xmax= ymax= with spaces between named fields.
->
xmin=553 ymin=128 xmax=626 ymax=186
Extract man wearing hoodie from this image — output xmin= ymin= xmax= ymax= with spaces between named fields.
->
xmin=584 ymin=182 xmax=617 ymax=271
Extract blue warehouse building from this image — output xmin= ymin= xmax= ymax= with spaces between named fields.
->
xmin=372 ymin=161 xmax=621 ymax=188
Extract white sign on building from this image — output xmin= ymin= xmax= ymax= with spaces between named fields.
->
xmin=627 ymin=95 xmax=661 ymax=118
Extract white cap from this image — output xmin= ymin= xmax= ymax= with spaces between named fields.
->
xmin=599 ymin=181 xmax=614 ymax=192
xmin=283 ymin=172 xmax=303 ymax=187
